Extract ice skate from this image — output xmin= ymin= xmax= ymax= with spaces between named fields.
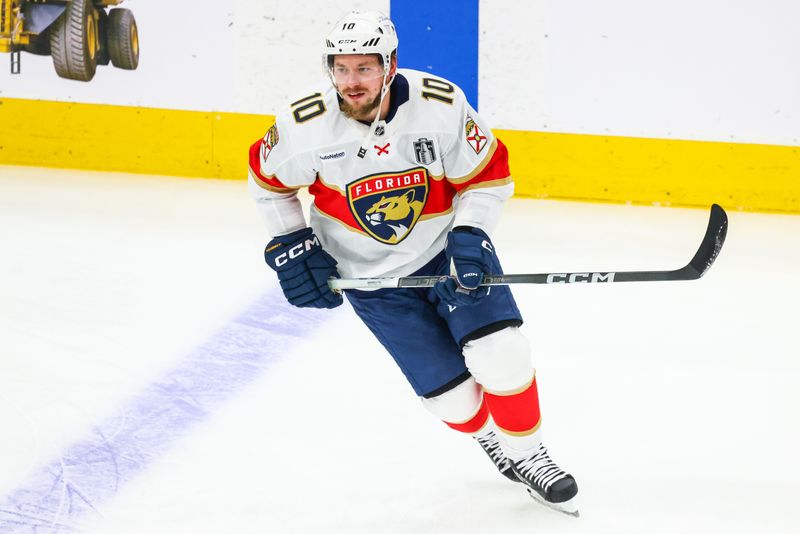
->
xmin=474 ymin=430 xmax=520 ymax=483
xmin=510 ymin=443 xmax=579 ymax=517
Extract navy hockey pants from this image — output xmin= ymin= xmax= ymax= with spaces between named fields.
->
xmin=345 ymin=251 xmax=523 ymax=397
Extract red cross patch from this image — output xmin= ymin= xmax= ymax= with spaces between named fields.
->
xmin=374 ymin=142 xmax=390 ymax=156
xmin=464 ymin=115 xmax=487 ymax=154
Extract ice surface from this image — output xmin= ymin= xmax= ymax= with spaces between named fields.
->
xmin=1 ymin=165 xmax=798 ymax=533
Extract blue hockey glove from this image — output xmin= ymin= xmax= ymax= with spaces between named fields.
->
xmin=434 ymin=226 xmax=494 ymax=306
xmin=264 ymin=228 xmax=343 ymax=309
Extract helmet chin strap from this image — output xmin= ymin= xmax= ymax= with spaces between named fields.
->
xmin=357 ymin=71 xmax=393 ymax=158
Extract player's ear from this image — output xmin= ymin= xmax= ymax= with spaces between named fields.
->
xmin=389 ymin=52 xmax=398 ymax=77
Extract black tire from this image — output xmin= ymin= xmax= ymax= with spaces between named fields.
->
xmin=107 ymin=9 xmax=139 ymax=70
xmin=96 ymin=8 xmax=110 ymax=66
xmin=49 ymin=0 xmax=98 ymax=81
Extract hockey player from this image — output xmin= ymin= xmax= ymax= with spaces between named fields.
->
xmin=248 ymin=10 xmax=578 ymax=516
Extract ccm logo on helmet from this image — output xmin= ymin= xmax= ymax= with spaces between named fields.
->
xmin=274 ymin=237 xmax=320 ymax=267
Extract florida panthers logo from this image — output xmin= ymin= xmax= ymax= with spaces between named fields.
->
xmin=347 ymin=168 xmax=429 ymax=244
xmin=365 ymin=190 xmax=424 ymax=237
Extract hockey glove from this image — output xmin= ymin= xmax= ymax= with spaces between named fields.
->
xmin=264 ymin=228 xmax=343 ymax=309
xmin=434 ymin=226 xmax=494 ymax=307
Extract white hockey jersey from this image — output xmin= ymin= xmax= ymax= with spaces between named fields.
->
xmin=248 ymin=69 xmax=514 ymax=279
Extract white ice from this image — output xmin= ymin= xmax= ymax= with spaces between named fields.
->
xmin=1 ymin=165 xmax=799 ymax=533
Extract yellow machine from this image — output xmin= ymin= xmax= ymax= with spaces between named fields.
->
xmin=1 ymin=0 xmax=138 ymax=81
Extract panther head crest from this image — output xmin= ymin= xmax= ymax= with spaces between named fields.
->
xmin=365 ymin=189 xmax=424 ymax=244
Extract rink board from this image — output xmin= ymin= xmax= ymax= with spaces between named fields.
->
xmin=1 ymin=97 xmax=798 ymax=213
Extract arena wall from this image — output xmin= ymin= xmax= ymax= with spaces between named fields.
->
xmin=1 ymin=0 xmax=797 ymax=212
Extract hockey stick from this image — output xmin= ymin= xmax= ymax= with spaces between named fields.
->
xmin=328 ymin=204 xmax=728 ymax=290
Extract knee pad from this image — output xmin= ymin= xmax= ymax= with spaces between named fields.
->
xmin=462 ymin=327 xmax=534 ymax=393
xmin=421 ymin=376 xmax=483 ymax=424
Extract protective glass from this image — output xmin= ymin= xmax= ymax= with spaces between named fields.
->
xmin=328 ymin=62 xmax=386 ymax=84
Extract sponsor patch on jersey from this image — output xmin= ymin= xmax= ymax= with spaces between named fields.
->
xmin=319 ymin=149 xmax=347 ymax=161
xmin=260 ymin=123 xmax=280 ymax=164
xmin=413 ymin=137 xmax=437 ymax=165
xmin=464 ymin=114 xmax=488 ymax=154
xmin=347 ymin=168 xmax=429 ymax=245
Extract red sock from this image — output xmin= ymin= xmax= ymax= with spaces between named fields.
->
xmin=444 ymin=396 xmax=490 ymax=434
xmin=483 ymin=377 xmax=541 ymax=435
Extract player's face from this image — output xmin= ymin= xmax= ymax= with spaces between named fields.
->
xmin=332 ymin=54 xmax=391 ymax=120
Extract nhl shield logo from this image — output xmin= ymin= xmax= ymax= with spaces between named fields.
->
xmin=413 ymin=138 xmax=437 ymax=165
xmin=347 ymin=168 xmax=429 ymax=245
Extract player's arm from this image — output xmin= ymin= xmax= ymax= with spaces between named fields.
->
xmin=248 ymin=118 xmax=342 ymax=309
xmin=436 ymin=97 xmax=514 ymax=305
xmin=248 ymin=120 xmax=308 ymax=235
xmin=445 ymin=100 xmax=514 ymax=235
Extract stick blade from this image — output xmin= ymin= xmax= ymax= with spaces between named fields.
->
xmin=686 ymin=204 xmax=728 ymax=278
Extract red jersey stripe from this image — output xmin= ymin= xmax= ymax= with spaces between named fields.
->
xmin=449 ymin=138 xmax=512 ymax=193
xmin=422 ymin=176 xmax=457 ymax=216
xmin=309 ymin=177 xmax=361 ymax=231
xmin=305 ymin=139 xmax=511 ymax=234
xmin=311 ymin=171 xmax=456 ymax=231
xmin=248 ymin=139 xmax=296 ymax=192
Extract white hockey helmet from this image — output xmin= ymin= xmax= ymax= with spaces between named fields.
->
xmin=323 ymin=10 xmax=398 ymax=80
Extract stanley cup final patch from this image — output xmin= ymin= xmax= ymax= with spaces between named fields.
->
xmin=464 ymin=114 xmax=488 ymax=154
xmin=260 ymin=123 xmax=280 ymax=165
xmin=413 ymin=137 xmax=437 ymax=165
xmin=347 ymin=168 xmax=429 ymax=245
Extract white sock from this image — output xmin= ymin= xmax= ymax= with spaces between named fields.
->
xmin=495 ymin=427 xmax=543 ymax=462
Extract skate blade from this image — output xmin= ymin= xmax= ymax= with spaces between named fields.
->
xmin=526 ymin=488 xmax=580 ymax=518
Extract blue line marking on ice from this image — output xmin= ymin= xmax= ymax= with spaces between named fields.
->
xmin=391 ymin=0 xmax=480 ymax=109
xmin=0 ymin=293 xmax=327 ymax=533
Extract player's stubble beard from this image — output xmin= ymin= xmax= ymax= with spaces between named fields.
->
xmin=339 ymin=88 xmax=382 ymax=121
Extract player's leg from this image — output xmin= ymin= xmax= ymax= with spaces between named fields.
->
xmin=344 ymin=285 xmax=469 ymax=398
xmin=462 ymin=325 xmax=539 ymax=457
xmin=420 ymin=375 xmax=519 ymax=482
xmin=432 ymin=253 xmax=579 ymax=513
xmin=461 ymin=326 xmax=578 ymax=512
xmin=344 ymin=277 xmax=515 ymax=482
